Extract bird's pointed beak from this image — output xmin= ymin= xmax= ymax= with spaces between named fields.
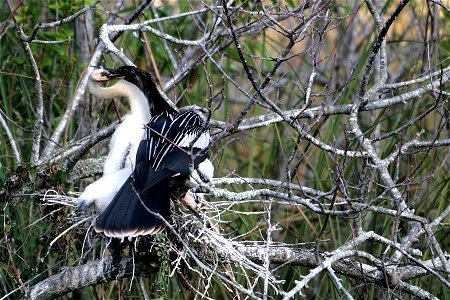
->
xmin=90 ymin=68 xmax=124 ymax=82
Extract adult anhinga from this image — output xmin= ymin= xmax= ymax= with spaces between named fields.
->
xmin=80 ymin=66 xmax=213 ymax=238
xmin=78 ymin=68 xmax=152 ymax=212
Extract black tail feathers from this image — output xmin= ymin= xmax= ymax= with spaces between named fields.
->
xmin=95 ymin=170 xmax=173 ymax=238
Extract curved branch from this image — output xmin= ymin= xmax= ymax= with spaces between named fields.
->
xmin=358 ymin=0 xmax=411 ymax=99
xmin=18 ymin=0 xmax=101 ymax=42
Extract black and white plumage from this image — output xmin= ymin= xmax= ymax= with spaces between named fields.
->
xmin=92 ymin=67 xmax=212 ymax=238
xmin=106 ymin=66 xmax=178 ymax=116
xmin=78 ymin=68 xmax=152 ymax=212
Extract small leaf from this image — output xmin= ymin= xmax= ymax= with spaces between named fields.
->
xmin=48 ymin=3 xmax=61 ymax=9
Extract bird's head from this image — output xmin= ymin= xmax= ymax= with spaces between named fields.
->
xmin=90 ymin=68 xmax=124 ymax=82
xmin=90 ymin=66 xmax=177 ymax=115
xmin=91 ymin=66 xmax=154 ymax=89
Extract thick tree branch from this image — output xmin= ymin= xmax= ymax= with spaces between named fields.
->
xmin=24 ymin=256 xmax=157 ymax=300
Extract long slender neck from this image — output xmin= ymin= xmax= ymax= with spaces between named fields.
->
xmin=89 ymin=79 xmax=151 ymax=122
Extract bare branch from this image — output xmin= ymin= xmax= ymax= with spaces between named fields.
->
xmin=16 ymin=27 xmax=43 ymax=166
xmin=0 ymin=109 xmax=21 ymax=164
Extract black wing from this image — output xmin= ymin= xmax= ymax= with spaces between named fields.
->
xmin=95 ymin=110 xmax=210 ymax=238
xmin=151 ymin=110 xmax=210 ymax=171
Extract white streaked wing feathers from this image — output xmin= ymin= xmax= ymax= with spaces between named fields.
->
xmin=177 ymin=131 xmax=210 ymax=148
xmin=143 ymin=111 xmax=210 ymax=169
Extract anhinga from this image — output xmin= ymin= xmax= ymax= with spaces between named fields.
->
xmin=79 ymin=66 xmax=213 ymax=238
xmin=78 ymin=68 xmax=152 ymax=212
